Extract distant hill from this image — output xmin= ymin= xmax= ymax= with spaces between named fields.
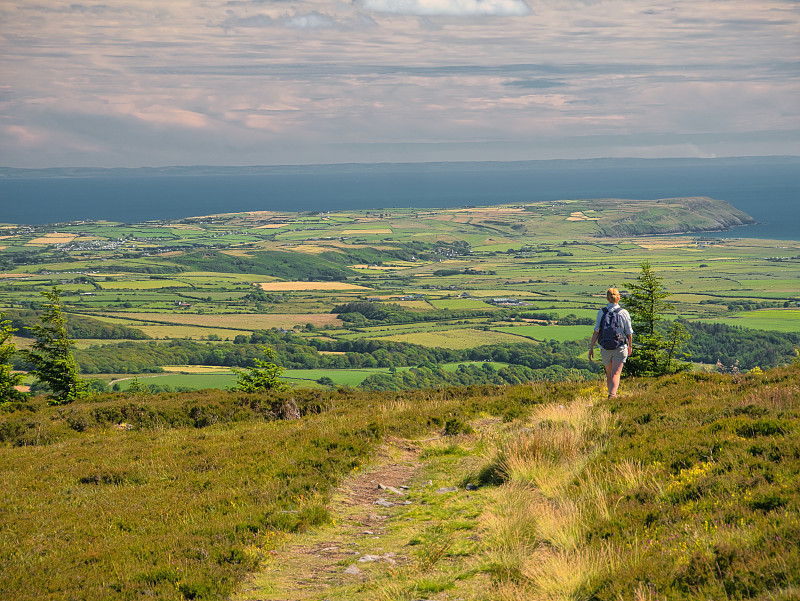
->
xmin=591 ymin=196 xmax=755 ymax=236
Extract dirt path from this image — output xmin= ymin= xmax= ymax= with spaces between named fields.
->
xmin=234 ymin=437 xmax=423 ymax=601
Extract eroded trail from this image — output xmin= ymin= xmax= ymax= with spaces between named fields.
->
xmin=232 ymin=400 xmax=617 ymax=601
xmin=234 ymin=437 xmax=422 ymax=600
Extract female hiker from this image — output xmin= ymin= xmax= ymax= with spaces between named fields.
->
xmin=589 ymin=287 xmax=633 ymax=399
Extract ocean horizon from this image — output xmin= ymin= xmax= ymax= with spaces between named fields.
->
xmin=1 ymin=156 xmax=798 ymax=240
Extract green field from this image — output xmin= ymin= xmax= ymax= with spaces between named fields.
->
xmin=494 ymin=324 xmax=593 ymax=342
xmin=111 ymin=372 xmax=238 ymax=390
xmin=695 ymin=309 xmax=800 ymax=333
xmin=428 ymin=298 xmax=494 ymax=310
xmin=99 ymin=280 xmax=193 ymax=290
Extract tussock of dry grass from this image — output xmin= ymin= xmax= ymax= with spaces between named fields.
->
xmin=522 ymin=546 xmax=615 ymax=601
xmin=478 ymin=397 xmax=620 ymax=599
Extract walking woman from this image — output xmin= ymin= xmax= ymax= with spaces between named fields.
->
xmin=589 ymin=287 xmax=633 ymax=399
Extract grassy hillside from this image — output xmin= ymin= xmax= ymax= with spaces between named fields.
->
xmin=2 ymin=363 xmax=798 ymax=600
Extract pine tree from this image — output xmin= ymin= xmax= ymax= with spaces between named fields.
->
xmin=0 ymin=311 xmax=27 ymax=403
xmin=623 ymin=261 xmax=691 ymax=376
xmin=21 ymin=288 xmax=88 ymax=404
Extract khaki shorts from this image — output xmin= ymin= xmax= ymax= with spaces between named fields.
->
xmin=600 ymin=345 xmax=628 ymax=367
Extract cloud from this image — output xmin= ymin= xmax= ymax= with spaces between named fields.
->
xmin=360 ymin=0 xmax=531 ymax=17
xmin=221 ymin=10 xmax=378 ymax=29
xmin=283 ymin=11 xmax=337 ymax=28
xmin=503 ymin=79 xmax=566 ymax=89
xmin=220 ymin=11 xmax=276 ymax=27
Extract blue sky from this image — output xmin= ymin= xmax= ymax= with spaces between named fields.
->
xmin=1 ymin=0 xmax=799 ymax=167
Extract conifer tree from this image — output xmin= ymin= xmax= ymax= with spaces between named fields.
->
xmin=232 ymin=346 xmax=288 ymax=393
xmin=0 ymin=311 xmax=27 ymax=403
xmin=623 ymin=261 xmax=691 ymax=376
xmin=21 ymin=288 xmax=88 ymax=404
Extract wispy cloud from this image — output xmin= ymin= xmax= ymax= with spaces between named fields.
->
xmin=503 ymin=79 xmax=566 ymax=89
xmin=221 ymin=9 xmax=378 ymax=29
xmin=360 ymin=0 xmax=531 ymax=16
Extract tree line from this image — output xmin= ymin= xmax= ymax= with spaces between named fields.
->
xmin=5 ymin=309 xmax=149 ymax=340
xmin=680 ymin=321 xmax=800 ymax=370
xmin=59 ymin=331 xmax=599 ymax=376
xmin=359 ymin=362 xmax=594 ymax=391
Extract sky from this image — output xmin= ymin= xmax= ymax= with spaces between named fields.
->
xmin=1 ymin=0 xmax=799 ymax=168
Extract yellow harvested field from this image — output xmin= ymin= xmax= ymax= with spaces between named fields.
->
xmin=162 ymin=365 xmax=234 ymax=374
xmin=134 ymin=326 xmax=246 ymax=340
xmin=220 ymin=250 xmax=254 ymax=257
xmin=255 ymin=223 xmax=290 ymax=229
xmin=291 ymin=245 xmax=331 ymax=254
xmin=566 ymin=211 xmax=599 ymax=221
xmin=341 ymin=229 xmax=392 ymax=234
xmin=382 ymin=328 xmax=526 ymax=349
xmin=391 ymin=300 xmax=433 ymax=310
xmin=256 ymin=281 xmax=369 ymax=291
xmin=0 ymin=273 xmax=32 ymax=278
xmin=27 ymin=233 xmax=77 ymax=245
xmin=0 ymin=247 xmax=5 ymax=251
xmin=0 ymin=236 xmax=16 ymax=240
xmin=115 ymin=311 xmax=342 ymax=329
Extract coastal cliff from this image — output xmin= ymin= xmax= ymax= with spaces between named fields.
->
xmin=592 ymin=196 xmax=756 ymax=237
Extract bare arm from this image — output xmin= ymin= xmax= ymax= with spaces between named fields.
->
xmin=589 ymin=331 xmax=599 ymax=360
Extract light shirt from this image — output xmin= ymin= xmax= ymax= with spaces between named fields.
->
xmin=594 ymin=303 xmax=634 ymax=338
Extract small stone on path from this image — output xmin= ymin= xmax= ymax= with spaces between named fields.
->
xmin=344 ymin=565 xmax=362 ymax=575
xmin=377 ymin=483 xmax=406 ymax=495
xmin=358 ymin=552 xmax=397 ymax=565
xmin=374 ymin=498 xmax=394 ymax=507
xmin=436 ymin=486 xmax=458 ymax=494
xmin=358 ymin=554 xmax=383 ymax=563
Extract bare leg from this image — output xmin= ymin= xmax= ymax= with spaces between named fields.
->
xmin=604 ymin=362 xmax=614 ymax=396
xmin=607 ymin=358 xmax=625 ymax=397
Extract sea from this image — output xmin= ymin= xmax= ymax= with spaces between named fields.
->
xmin=1 ymin=157 xmax=798 ymax=240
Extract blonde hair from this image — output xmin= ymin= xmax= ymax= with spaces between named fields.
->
xmin=606 ymin=287 xmax=620 ymax=303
